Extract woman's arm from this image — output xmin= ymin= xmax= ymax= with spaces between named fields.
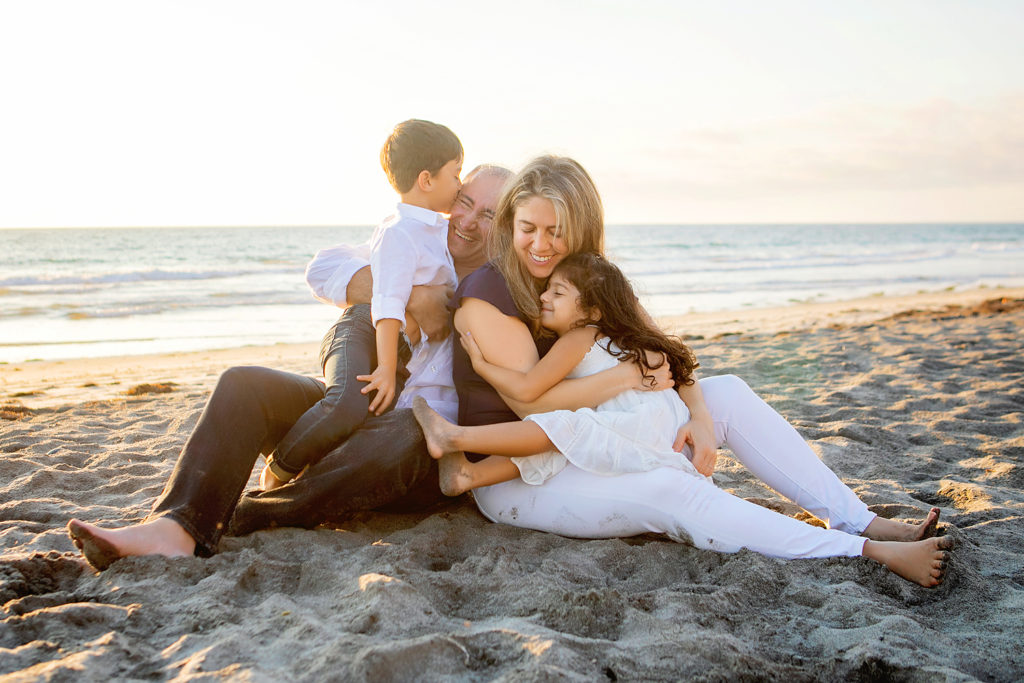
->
xmin=672 ymin=377 xmax=718 ymax=476
xmin=634 ymin=298 xmax=718 ymax=473
xmin=460 ymin=326 xmax=596 ymax=403
xmin=454 ymin=298 xmax=672 ymax=418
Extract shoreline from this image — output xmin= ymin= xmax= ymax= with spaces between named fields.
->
xmin=3 ymin=285 xmax=1023 ymax=410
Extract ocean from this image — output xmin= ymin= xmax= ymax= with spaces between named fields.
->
xmin=1 ymin=224 xmax=1022 ymax=363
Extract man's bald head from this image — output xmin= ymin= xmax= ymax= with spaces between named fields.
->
xmin=448 ymin=164 xmax=512 ymax=277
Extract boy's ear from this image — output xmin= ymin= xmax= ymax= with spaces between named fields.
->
xmin=416 ymin=169 xmax=433 ymax=193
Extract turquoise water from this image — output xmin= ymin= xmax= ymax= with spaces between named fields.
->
xmin=1 ymin=224 xmax=1022 ymax=362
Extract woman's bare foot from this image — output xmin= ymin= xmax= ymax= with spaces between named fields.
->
xmin=863 ymin=536 xmax=954 ymax=587
xmin=67 ymin=517 xmax=196 ymax=571
xmin=437 ymin=452 xmax=477 ymax=497
xmin=412 ymin=396 xmax=463 ymax=460
xmin=862 ymin=507 xmax=940 ymax=542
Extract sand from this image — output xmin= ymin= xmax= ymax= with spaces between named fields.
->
xmin=1 ymin=287 xmax=1023 ymax=681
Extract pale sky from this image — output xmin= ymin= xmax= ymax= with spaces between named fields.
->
xmin=1 ymin=0 xmax=1022 ymax=227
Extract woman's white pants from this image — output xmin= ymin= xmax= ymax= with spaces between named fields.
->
xmin=472 ymin=375 xmax=874 ymax=559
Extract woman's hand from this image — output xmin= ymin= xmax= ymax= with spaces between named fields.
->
xmin=673 ymin=413 xmax=717 ymax=476
xmin=634 ymin=350 xmax=673 ymax=392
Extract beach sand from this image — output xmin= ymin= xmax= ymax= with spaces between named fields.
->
xmin=2 ymin=287 xmax=1023 ymax=680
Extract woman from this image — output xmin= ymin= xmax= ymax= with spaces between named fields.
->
xmin=65 ymin=166 xmax=660 ymax=568
xmin=447 ymin=155 xmax=951 ymax=588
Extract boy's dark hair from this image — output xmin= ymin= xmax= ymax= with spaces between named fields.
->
xmin=380 ymin=119 xmax=463 ymax=193
xmin=553 ymin=252 xmax=698 ymax=387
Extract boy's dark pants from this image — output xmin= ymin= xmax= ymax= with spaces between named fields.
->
xmin=148 ymin=306 xmax=440 ymax=556
xmin=268 ymin=304 xmax=411 ymax=477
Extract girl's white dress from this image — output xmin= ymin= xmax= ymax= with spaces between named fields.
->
xmin=513 ymin=338 xmax=706 ymax=485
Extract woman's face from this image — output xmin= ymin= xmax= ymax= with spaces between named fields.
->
xmin=512 ymin=196 xmax=568 ymax=280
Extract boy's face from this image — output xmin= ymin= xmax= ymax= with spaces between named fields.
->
xmin=448 ymin=172 xmax=504 ymax=266
xmin=430 ymin=158 xmax=463 ymax=213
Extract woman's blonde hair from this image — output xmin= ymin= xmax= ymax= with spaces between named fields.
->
xmin=486 ymin=155 xmax=605 ymax=335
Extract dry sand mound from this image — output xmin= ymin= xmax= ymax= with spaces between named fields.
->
xmin=1 ymin=302 xmax=1022 ymax=680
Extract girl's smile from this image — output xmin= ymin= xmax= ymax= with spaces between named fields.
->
xmin=539 ymin=273 xmax=586 ymax=336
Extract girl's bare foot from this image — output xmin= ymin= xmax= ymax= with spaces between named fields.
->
xmin=67 ymin=517 xmax=196 ymax=571
xmin=863 ymin=536 xmax=954 ymax=587
xmin=437 ymin=452 xmax=476 ymax=497
xmin=862 ymin=507 xmax=940 ymax=542
xmin=412 ymin=396 xmax=463 ymax=460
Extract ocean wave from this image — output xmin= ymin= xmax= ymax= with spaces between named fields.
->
xmin=637 ymin=274 xmax=999 ymax=298
xmin=623 ymin=247 xmax=991 ymax=278
xmin=0 ymin=266 xmax=303 ymax=288
xmin=969 ymin=241 xmax=1024 ymax=254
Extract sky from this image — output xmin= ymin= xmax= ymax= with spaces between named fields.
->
xmin=1 ymin=0 xmax=1022 ymax=227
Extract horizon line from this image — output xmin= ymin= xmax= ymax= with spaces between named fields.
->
xmin=2 ymin=220 xmax=1023 ymax=230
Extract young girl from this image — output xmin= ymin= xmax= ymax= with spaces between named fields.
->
xmin=413 ymin=251 xmax=706 ymax=496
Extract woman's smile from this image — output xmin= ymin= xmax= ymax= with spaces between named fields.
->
xmin=513 ymin=196 xmax=567 ymax=279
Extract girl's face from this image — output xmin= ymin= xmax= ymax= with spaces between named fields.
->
xmin=539 ymin=273 xmax=587 ymax=336
xmin=513 ymin=196 xmax=568 ymax=280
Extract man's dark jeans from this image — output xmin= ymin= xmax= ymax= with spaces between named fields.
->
xmin=268 ymin=304 xmax=411 ymax=477
xmin=148 ymin=309 xmax=439 ymax=556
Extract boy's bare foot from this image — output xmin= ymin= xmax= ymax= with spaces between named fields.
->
xmin=437 ymin=452 xmax=476 ymax=497
xmin=67 ymin=517 xmax=196 ymax=571
xmin=259 ymin=464 xmax=286 ymax=491
xmin=412 ymin=396 xmax=463 ymax=460
xmin=863 ymin=536 xmax=954 ymax=587
xmin=862 ymin=507 xmax=940 ymax=542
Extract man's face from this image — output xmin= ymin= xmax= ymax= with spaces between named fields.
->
xmin=447 ymin=172 xmax=504 ymax=266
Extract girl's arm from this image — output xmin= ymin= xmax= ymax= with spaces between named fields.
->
xmin=454 ymin=298 xmax=671 ymax=418
xmin=460 ymin=326 xmax=596 ymax=403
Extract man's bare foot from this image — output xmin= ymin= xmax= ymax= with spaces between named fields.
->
xmin=67 ymin=517 xmax=196 ymax=571
xmin=863 ymin=536 xmax=954 ymax=587
xmin=412 ymin=396 xmax=463 ymax=460
xmin=862 ymin=507 xmax=940 ymax=542
xmin=437 ymin=452 xmax=476 ymax=497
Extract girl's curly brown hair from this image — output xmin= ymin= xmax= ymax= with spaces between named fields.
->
xmin=551 ymin=252 xmax=698 ymax=387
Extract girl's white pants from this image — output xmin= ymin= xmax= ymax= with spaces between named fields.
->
xmin=472 ymin=375 xmax=874 ymax=559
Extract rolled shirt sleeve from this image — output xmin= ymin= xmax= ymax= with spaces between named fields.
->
xmin=369 ymin=227 xmax=417 ymax=329
xmin=305 ymin=243 xmax=371 ymax=307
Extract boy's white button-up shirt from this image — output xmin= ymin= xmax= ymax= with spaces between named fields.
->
xmin=369 ymin=203 xmax=456 ymax=328
xmin=367 ymin=203 xmax=459 ymax=421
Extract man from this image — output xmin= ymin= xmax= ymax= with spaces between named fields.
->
xmin=67 ymin=167 xmax=511 ymax=567
xmin=230 ymin=165 xmax=512 ymax=535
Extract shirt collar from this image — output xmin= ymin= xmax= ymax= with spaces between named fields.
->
xmin=396 ymin=203 xmax=447 ymax=228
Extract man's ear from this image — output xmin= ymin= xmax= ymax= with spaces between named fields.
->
xmin=416 ymin=169 xmax=433 ymax=193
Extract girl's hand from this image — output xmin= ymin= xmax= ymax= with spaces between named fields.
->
xmin=357 ymin=365 xmax=397 ymax=415
xmin=460 ymin=331 xmax=484 ymax=366
xmin=673 ymin=415 xmax=717 ymax=476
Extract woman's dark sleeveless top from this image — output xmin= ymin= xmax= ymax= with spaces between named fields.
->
xmin=449 ymin=261 xmax=554 ymax=461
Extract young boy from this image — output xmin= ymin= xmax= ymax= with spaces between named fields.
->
xmin=261 ymin=119 xmax=463 ymax=489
